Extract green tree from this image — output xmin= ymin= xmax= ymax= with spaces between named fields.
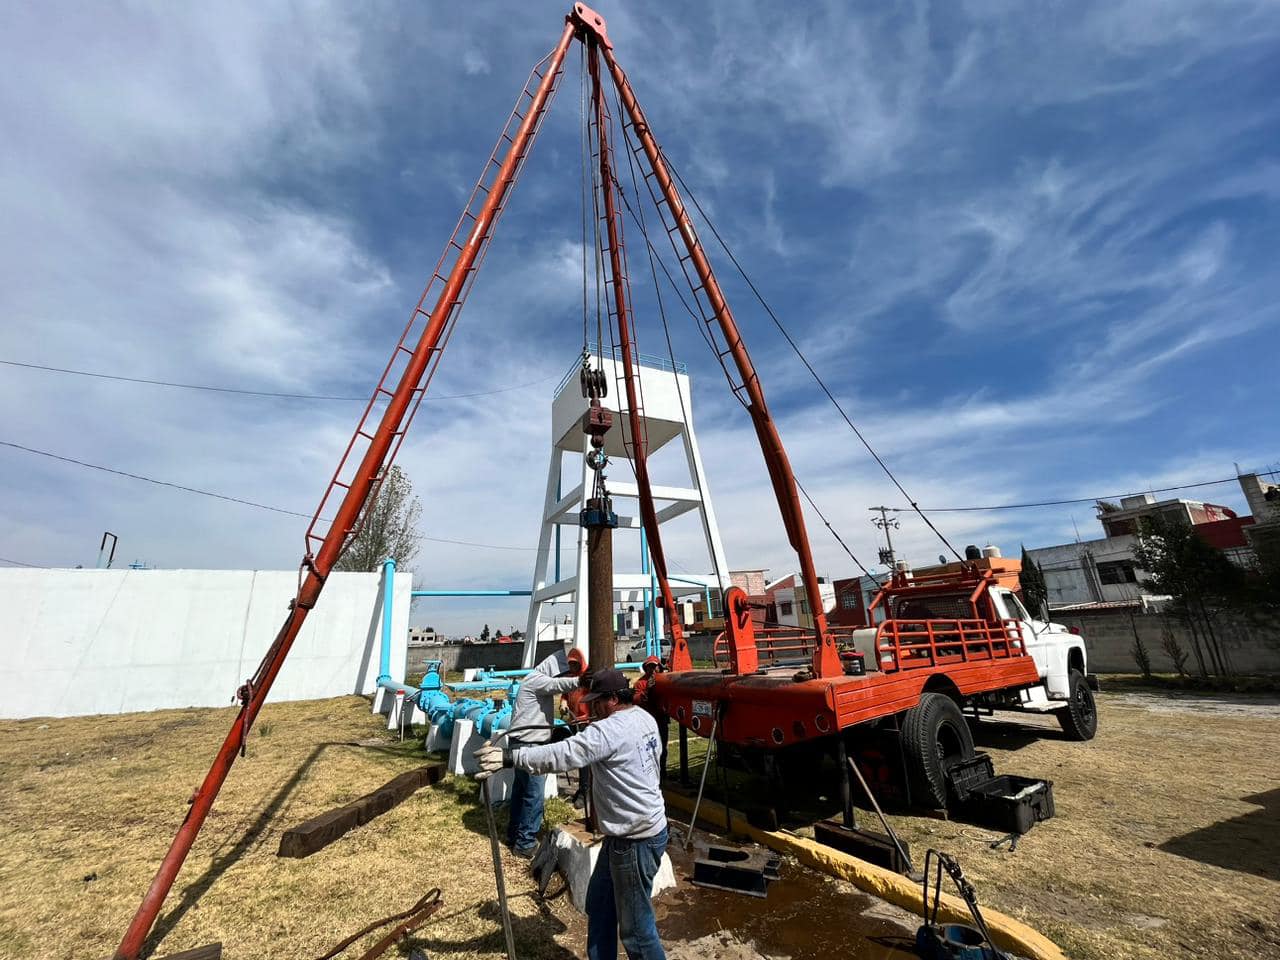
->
xmin=1245 ymin=525 xmax=1280 ymax=610
xmin=1019 ymin=546 xmax=1049 ymax=619
xmin=1132 ymin=515 xmax=1245 ymax=677
xmin=334 ymin=465 xmax=423 ymax=572
xmin=480 ymin=623 xmax=491 ymax=643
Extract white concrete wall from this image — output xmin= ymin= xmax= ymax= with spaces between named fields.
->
xmin=0 ymin=568 xmax=411 ymax=719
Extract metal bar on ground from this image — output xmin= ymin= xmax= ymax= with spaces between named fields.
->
xmin=481 ymin=780 xmax=517 ymax=960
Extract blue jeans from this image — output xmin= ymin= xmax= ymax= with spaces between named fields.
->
xmin=586 ymin=827 xmax=668 ymax=960
xmin=506 ymin=767 xmax=544 ymax=852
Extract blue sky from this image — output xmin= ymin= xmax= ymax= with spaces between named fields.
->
xmin=2 ymin=1 xmax=1276 ymax=634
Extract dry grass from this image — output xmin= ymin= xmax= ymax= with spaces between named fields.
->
xmin=2 ymin=690 xmax=1276 ymax=959
xmin=0 ymin=697 xmax=583 ymax=959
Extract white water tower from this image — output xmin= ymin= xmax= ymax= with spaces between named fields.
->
xmin=521 ymin=346 xmax=730 ymax=666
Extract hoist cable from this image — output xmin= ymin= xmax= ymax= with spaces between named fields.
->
xmin=663 ymin=159 xmax=964 ymax=562
xmin=795 ymin=479 xmax=880 ymax=583
xmin=607 ymin=144 xmax=884 ymax=578
xmin=579 ymin=42 xmax=590 ymax=357
xmin=609 ymin=158 xmax=874 ymax=586
xmin=614 ymin=85 xmax=727 ymax=595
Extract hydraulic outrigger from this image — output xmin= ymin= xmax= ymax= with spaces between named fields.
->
xmin=112 ymin=5 xmax=837 ymax=956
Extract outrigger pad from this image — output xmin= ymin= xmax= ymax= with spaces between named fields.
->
xmin=813 ymin=819 xmax=913 ymax=875
xmin=690 ymin=843 xmax=781 ymax=898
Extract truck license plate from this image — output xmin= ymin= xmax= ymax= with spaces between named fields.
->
xmin=692 ymin=700 xmax=713 ymax=717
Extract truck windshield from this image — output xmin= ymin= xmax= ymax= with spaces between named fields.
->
xmin=1002 ymin=593 xmax=1031 ymax=621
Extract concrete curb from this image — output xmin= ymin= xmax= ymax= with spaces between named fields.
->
xmin=663 ymin=790 xmax=1067 ymax=960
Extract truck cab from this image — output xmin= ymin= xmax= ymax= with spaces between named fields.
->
xmin=847 ymin=564 xmax=1099 ymax=741
xmin=986 ymin=586 xmax=1086 ymax=700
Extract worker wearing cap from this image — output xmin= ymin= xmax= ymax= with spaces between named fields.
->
xmin=504 ymin=646 xmax=586 ymax=856
xmin=631 ymin=655 xmax=669 ymax=783
xmin=476 ymin=668 xmax=668 ymax=960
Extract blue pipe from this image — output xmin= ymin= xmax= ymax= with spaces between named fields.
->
xmin=410 ymin=589 xmax=532 ymax=597
xmin=641 ymin=529 xmax=654 ymax=657
xmin=450 ymin=679 xmax=521 ymax=695
xmin=668 ymin=575 xmax=715 ymax=631
xmin=473 ymin=667 xmax=533 ymax=680
xmin=379 ymin=557 xmax=396 ymax=682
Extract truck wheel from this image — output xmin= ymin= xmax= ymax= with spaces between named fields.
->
xmin=902 ymin=693 xmax=974 ymax=809
xmin=1056 ymin=669 xmax=1098 ymax=741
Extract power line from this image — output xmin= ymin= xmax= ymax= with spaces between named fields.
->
xmin=0 ymin=556 xmax=41 ymax=567
xmin=0 ymin=440 xmax=537 ymax=551
xmin=914 ymin=476 xmax=1247 ymax=513
xmin=0 ymin=358 xmax=556 ymax=402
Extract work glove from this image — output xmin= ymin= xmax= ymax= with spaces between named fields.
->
xmin=473 ymin=742 xmax=509 ymax=781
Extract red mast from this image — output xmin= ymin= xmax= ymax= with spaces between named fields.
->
xmin=112 ymin=20 xmax=578 ymax=960
xmin=574 ymin=4 xmax=841 ymax=678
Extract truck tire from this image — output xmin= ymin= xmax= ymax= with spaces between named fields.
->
xmin=902 ymin=692 xmax=974 ymax=809
xmin=1056 ymin=669 xmax=1098 ymax=741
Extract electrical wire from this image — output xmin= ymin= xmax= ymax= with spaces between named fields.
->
xmin=0 ymin=439 xmax=538 ymax=551
xmin=0 ymin=358 xmax=555 ymax=402
xmin=663 ymin=159 xmax=964 ymax=562
xmin=0 ymin=556 xmax=41 ymax=567
xmin=913 ymin=476 xmax=1250 ymax=512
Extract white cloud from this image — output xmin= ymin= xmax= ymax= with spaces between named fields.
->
xmin=1 ymin=1 xmax=1275 ymax=636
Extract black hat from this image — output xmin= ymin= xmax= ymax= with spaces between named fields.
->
xmin=582 ymin=668 xmax=629 ymax=702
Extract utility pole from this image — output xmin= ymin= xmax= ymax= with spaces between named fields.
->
xmin=869 ymin=507 xmax=901 ymax=569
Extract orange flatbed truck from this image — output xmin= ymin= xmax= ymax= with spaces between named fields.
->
xmin=655 ymin=562 xmax=1097 ymax=809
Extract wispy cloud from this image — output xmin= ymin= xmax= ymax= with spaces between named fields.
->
xmin=1 ymin=1 xmax=1276 ymax=634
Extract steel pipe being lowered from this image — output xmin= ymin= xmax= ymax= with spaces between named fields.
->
xmin=586 ymin=521 xmax=616 ymax=675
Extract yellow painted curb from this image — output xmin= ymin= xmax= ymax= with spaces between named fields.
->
xmin=664 ymin=790 xmax=1066 ymax=960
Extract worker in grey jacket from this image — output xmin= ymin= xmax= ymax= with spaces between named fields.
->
xmin=504 ymin=646 xmax=585 ymax=855
xmin=477 ymin=668 xmax=668 ymax=960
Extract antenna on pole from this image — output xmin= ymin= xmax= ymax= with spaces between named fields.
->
xmin=869 ymin=506 xmax=900 ymax=568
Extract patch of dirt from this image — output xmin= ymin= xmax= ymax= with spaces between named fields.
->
xmin=666 ymin=931 xmax=784 ymax=959
xmin=656 ymin=827 xmax=916 ymax=960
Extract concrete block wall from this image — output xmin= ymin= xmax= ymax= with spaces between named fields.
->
xmin=0 ymin=568 xmax=411 ymax=719
xmin=1057 ymin=606 xmax=1280 ymax=675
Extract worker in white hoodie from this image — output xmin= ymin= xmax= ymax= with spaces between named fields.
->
xmin=476 ymin=668 xmax=668 ymax=960
xmin=504 ymin=646 xmax=586 ymax=856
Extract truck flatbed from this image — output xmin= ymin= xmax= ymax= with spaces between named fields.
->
xmin=656 ymin=653 xmax=1039 ymax=749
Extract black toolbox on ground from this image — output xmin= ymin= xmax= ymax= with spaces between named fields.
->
xmin=946 ymin=752 xmax=1055 ymax=835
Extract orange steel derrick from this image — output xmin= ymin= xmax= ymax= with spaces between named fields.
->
xmin=112 ymin=5 xmax=840 ymax=956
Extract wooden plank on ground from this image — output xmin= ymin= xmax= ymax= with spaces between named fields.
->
xmin=155 ymin=944 xmax=222 ymax=960
xmin=277 ymin=764 xmax=442 ymax=859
